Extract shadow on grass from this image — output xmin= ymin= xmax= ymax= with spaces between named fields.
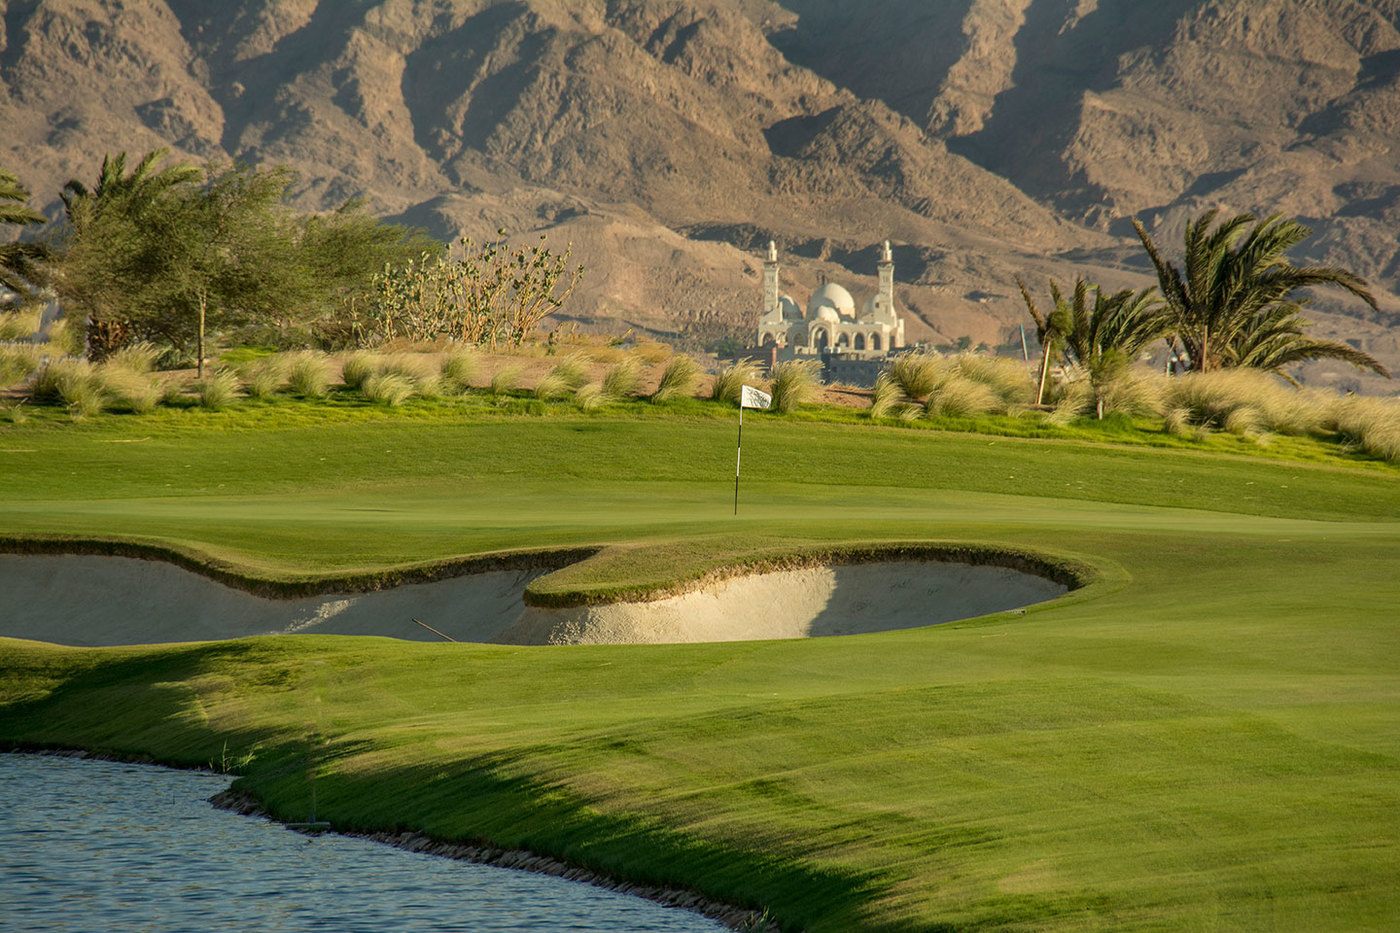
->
xmin=0 ymin=642 xmax=887 ymax=930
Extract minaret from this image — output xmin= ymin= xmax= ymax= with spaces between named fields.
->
xmin=762 ymin=240 xmax=780 ymax=320
xmin=876 ymin=240 xmax=894 ymax=320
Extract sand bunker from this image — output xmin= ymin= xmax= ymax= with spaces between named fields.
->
xmin=0 ymin=554 xmax=1067 ymax=648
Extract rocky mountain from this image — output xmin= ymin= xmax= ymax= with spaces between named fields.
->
xmin=3 ymin=0 xmax=1398 ymax=386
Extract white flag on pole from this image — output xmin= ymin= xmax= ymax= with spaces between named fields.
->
xmin=740 ymin=385 xmax=772 ymax=410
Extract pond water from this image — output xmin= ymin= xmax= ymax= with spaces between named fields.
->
xmin=0 ymin=754 xmax=725 ymax=932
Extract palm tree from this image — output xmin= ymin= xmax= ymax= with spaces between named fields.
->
xmin=0 ymin=168 xmax=50 ymax=308
xmin=1016 ymin=275 xmax=1071 ymax=406
xmin=1021 ymin=277 xmax=1171 ymax=418
xmin=1132 ymin=210 xmax=1388 ymax=377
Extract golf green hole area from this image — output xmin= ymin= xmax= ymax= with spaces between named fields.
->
xmin=0 ymin=553 xmax=1069 ymax=647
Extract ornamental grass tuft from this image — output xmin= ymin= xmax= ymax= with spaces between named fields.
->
xmin=888 ymin=353 xmax=941 ymax=402
xmin=193 ymin=369 xmax=241 ymax=410
xmin=0 ymin=344 xmax=42 ymax=387
xmin=550 ymin=353 xmax=590 ymax=390
xmin=601 ymin=359 xmax=641 ymax=400
xmin=534 ymin=372 xmax=571 ymax=400
xmin=489 ymin=365 xmax=522 ymax=396
xmin=378 ymin=354 xmax=441 ymax=398
xmin=867 ymin=371 xmax=903 ymax=420
xmin=574 ymin=382 xmax=607 ymax=411
xmin=769 ymin=360 xmax=820 ymax=414
xmin=363 ymin=372 xmax=415 ymax=407
xmin=340 ymin=351 xmax=378 ymax=391
xmin=711 ymin=359 xmax=761 ymax=404
xmin=439 ymin=350 xmax=477 ymax=395
xmin=650 ymin=355 xmax=700 ymax=403
xmin=97 ymin=366 xmax=161 ymax=414
xmin=241 ymin=355 xmax=292 ymax=399
xmin=286 ymin=352 xmax=332 ymax=398
xmin=925 ymin=374 xmax=998 ymax=418
xmin=107 ymin=343 xmax=161 ymax=374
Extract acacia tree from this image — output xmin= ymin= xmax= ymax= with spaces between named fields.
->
xmin=0 ymin=168 xmax=51 ymax=313
xmin=58 ymin=150 xmax=432 ymax=364
xmin=1132 ymin=211 xmax=1388 ymax=377
xmin=58 ymin=149 xmax=204 ymax=360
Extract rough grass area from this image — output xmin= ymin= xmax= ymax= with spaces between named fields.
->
xmin=1 ymin=405 xmax=1397 ymax=930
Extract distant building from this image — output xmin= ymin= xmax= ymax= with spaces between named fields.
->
xmin=756 ymin=241 xmax=905 ymax=354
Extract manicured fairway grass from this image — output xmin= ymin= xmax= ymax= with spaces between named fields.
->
xmin=1 ymin=400 xmax=1398 ymax=929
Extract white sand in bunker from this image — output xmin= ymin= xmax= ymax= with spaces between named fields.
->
xmin=0 ymin=554 xmax=1067 ymax=648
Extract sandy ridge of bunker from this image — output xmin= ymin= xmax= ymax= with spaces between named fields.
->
xmin=0 ymin=554 xmax=1068 ymax=648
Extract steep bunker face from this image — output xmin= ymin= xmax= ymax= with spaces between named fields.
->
xmin=0 ymin=554 xmax=1068 ymax=648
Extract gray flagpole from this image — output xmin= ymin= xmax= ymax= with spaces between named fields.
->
xmin=733 ymin=402 xmax=743 ymax=515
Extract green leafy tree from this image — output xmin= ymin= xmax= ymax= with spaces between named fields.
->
xmin=1133 ymin=211 xmax=1388 ymax=377
xmin=58 ymin=149 xmax=204 ymax=360
xmin=57 ymin=150 xmax=436 ymax=364
xmin=293 ymin=198 xmax=442 ymax=349
xmin=0 ymin=168 xmax=51 ymax=311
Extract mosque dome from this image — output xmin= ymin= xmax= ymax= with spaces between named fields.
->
xmin=779 ymin=295 xmax=802 ymax=321
xmin=813 ymin=305 xmax=842 ymax=324
xmin=807 ymin=282 xmax=855 ymax=319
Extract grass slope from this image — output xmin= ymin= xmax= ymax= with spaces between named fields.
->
xmin=1 ymin=401 xmax=1397 ymax=930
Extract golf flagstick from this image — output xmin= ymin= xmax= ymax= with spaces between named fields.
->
xmin=735 ymin=384 xmax=772 ymax=515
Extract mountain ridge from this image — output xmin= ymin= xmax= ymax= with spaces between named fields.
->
xmin=3 ymin=0 xmax=1398 ymax=386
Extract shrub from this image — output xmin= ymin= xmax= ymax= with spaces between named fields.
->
xmin=575 ymin=382 xmax=607 ymax=411
xmin=711 ymin=359 xmax=761 ymax=404
xmin=241 ymin=355 xmax=292 ymax=399
xmin=489 ymin=365 xmax=521 ymax=395
xmin=601 ymin=359 xmax=641 ymax=399
xmin=440 ymin=349 xmax=477 ymax=394
xmin=888 ymin=353 xmax=941 ymax=402
xmin=650 ymin=355 xmax=700 ymax=403
xmin=341 ymin=351 xmax=379 ymax=391
xmin=769 ymin=360 xmax=820 ymax=414
xmin=193 ymin=369 xmax=241 ymax=410
xmin=286 ymin=351 xmax=332 ymax=398
xmin=97 ymin=366 xmax=160 ymax=414
xmin=363 ymin=372 xmax=415 ymax=407
xmin=533 ymin=372 xmax=570 ymax=400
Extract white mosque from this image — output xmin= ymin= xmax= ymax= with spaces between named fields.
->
xmin=756 ymin=241 xmax=905 ymax=355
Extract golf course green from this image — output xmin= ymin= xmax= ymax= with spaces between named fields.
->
xmin=2 ymin=398 xmax=1397 ymax=930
